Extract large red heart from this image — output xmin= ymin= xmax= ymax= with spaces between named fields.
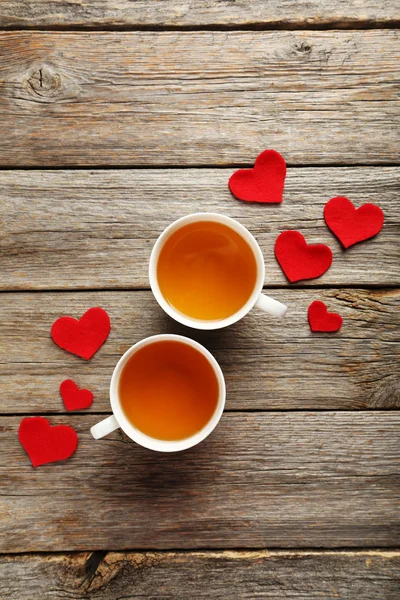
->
xmin=274 ymin=231 xmax=333 ymax=282
xmin=324 ymin=196 xmax=384 ymax=249
xmin=228 ymin=149 xmax=286 ymax=203
xmin=308 ymin=300 xmax=343 ymax=332
xmin=51 ymin=307 xmax=110 ymax=360
xmin=18 ymin=417 xmax=78 ymax=467
xmin=60 ymin=379 xmax=93 ymax=411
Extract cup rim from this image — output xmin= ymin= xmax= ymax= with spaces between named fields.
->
xmin=149 ymin=212 xmax=265 ymax=330
xmin=109 ymin=334 xmax=226 ymax=452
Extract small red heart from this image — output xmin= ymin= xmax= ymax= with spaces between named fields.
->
xmin=18 ymin=417 xmax=78 ymax=467
xmin=51 ymin=307 xmax=110 ymax=360
xmin=229 ymin=149 xmax=286 ymax=203
xmin=308 ymin=301 xmax=343 ymax=332
xmin=324 ymin=196 xmax=384 ymax=249
xmin=274 ymin=231 xmax=333 ymax=283
xmin=60 ymin=379 xmax=93 ymax=411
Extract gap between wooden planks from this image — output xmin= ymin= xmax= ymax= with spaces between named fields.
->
xmin=1 ymin=550 xmax=400 ymax=599
xmin=0 ymin=167 xmax=398 ymax=289
xmin=0 ymin=289 xmax=398 ymax=412
xmin=0 ymin=0 xmax=398 ymax=29
xmin=0 ymin=31 xmax=399 ymax=166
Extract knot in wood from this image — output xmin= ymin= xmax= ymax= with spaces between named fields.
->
xmin=26 ymin=66 xmax=61 ymax=98
xmin=294 ymin=42 xmax=312 ymax=55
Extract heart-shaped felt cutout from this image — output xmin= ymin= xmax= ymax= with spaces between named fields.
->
xmin=274 ymin=231 xmax=333 ymax=283
xmin=324 ymin=196 xmax=384 ymax=249
xmin=308 ymin=300 xmax=343 ymax=332
xmin=228 ymin=149 xmax=286 ymax=203
xmin=60 ymin=379 xmax=93 ymax=411
xmin=18 ymin=417 xmax=78 ymax=467
xmin=51 ymin=307 xmax=110 ymax=360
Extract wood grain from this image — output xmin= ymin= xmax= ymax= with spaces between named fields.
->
xmin=0 ymin=289 xmax=398 ymax=413
xmin=1 ymin=412 xmax=399 ymax=551
xmin=1 ymin=1 xmax=399 ymax=29
xmin=1 ymin=167 xmax=398 ymax=289
xmin=1 ymin=550 xmax=400 ymax=599
xmin=1 ymin=31 xmax=399 ymax=166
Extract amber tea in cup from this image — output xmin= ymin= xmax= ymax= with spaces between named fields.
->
xmin=149 ymin=213 xmax=287 ymax=330
xmin=157 ymin=220 xmax=258 ymax=321
xmin=118 ymin=339 xmax=219 ymax=441
xmin=91 ymin=334 xmax=225 ymax=452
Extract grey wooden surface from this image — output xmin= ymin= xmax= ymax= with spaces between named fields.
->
xmin=1 ymin=413 xmax=399 ymax=551
xmin=0 ymin=289 xmax=398 ymax=412
xmin=1 ymin=551 xmax=400 ymax=599
xmin=1 ymin=1 xmax=399 ymax=28
xmin=0 ymin=31 xmax=399 ymax=166
xmin=0 ymin=1 xmax=399 ymax=598
xmin=1 ymin=168 xmax=398 ymax=289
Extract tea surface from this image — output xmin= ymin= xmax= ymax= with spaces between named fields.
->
xmin=119 ymin=340 xmax=219 ymax=441
xmin=157 ymin=220 xmax=258 ymax=320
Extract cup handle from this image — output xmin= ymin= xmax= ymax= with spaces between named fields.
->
xmin=91 ymin=415 xmax=119 ymax=439
xmin=255 ymin=293 xmax=287 ymax=317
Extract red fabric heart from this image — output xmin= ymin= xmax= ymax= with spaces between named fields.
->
xmin=228 ymin=149 xmax=286 ymax=203
xmin=60 ymin=379 xmax=93 ymax=411
xmin=324 ymin=196 xmax=384 ymax=249
xmin=308 ymin=300 xmax=343 ymax=332
xmin=274 ymin=231 xmax=333 ymax=283
xmin=18 ymin=417 xmax=78 ymax=467
xmin=51 ymin=307 xmax=110 ymax=360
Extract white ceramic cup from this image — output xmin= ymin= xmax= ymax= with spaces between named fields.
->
xmin=90 ymin=334 xmax=226 ymax=452
xmin=149 ymin=212 xmax=287 ymax=330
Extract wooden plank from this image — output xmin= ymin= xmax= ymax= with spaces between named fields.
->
xmin=0 ymin=289 xmax=398 ymax=413
xmin=1 ymin=550 xmax=400 ymax=599
xmin=1 ymin=412 xmax=399 ymax=551
xmin=1 ymin=167 xmax=398 ymax=289
xmin=0 ymin=31 xmax=399 ymax=166
xmin=0 ymin=1 xmax=398 ymax=29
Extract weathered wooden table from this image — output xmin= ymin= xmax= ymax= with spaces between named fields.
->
xmin=0 ymin=2 xmax=399 ymax=598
